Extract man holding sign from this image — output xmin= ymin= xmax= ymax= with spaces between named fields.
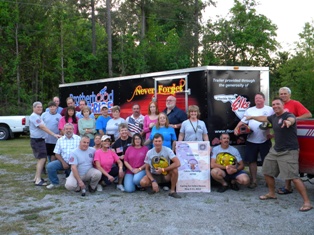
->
xmin=211 ymin=133 xmax=249 ymax=193
xmin=140 ymin=133 xmax=181 ymax=198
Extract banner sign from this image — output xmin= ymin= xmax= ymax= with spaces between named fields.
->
xmin=176 ymin=141 xmax=211 ymax=193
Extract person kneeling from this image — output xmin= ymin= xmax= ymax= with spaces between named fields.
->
xmin=140 ymin=133 xmax=181 ymax=198
xmin=211 ymin=133 xmax=249 ymax=193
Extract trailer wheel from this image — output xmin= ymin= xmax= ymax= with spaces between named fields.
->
xmin=0 ymin=126 xmax=10 ymax=140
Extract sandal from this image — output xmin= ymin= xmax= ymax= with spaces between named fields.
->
xmin=277 ymin=187 xmax=293 ymax=195
xmin=299 ymin=204 xmax=313 ymax=212
xmin=248 ymin=182 xmax=257 ymax=189
xmin=259 ymin=194 xmax=277 ymax=200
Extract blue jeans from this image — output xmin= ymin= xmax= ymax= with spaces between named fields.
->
xmin=47 ymin=160 xmax=71 ymax=185
xmin=124 ymin=171 xmax=146 ymax=193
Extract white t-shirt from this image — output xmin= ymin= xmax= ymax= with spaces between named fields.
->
xmin=241 ymin=105 xmax=274 ymax=143
xmin=106 ymin=117 xmax=126 ymax=140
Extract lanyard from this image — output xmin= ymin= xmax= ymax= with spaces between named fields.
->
xmin=189 ymin=120 xmax=198 ymax=140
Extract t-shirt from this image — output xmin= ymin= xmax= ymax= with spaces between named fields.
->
xmin=124 ymin=146 xmax=148 ymax=174
xmin=179 ymin=119 xmax=208 ymax=141
xmin=211 ymin=145 xmax=242 ymax=162
xmin=94 ymin=149 xmax=120 ymax=173
xmin=96 ymin=115 xmax=111 ymax=134
xmin=58 ymin=116 xmax=79 ymax=134
xmin=284 ymin=99 xmax=311 ymax=117
xmin=78 ymin=118 xmax=96 ymax=139
xmin=241 ymin=105 xmax=274 ymax=143
xmin=267 ymin=112 xmax=298 ymax=151
xmin=126 ymin=114 xmax=144 ymax=136
xmin=29 ymin=112 xmax=47 ymax=139
xmin=106 ymin=118 xmax=126 ymax=141
xmin=41 ymin=111 xmax=61 ymax=144
xmin=149 ymin=126 xmax=177 ymax=149
xmin=111 ymin=137 xmax=132 ymax=156
xmin=144 ymin=146 xmax=176 ymax=174
xmin=69 ymin=147 xmax=96 ymax=176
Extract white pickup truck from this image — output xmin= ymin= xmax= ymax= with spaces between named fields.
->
xmin=0 ymin=116 xmax=30 ymax=140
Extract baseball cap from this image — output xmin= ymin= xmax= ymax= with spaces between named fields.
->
xmin=100 ymin=104 xmax=108 ymax=110
xmin=101 ymin=135 xmax=111 ymax=141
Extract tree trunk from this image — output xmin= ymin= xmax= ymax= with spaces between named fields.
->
xmin=107 ymin=0 xmax=113 ymax=77
xmin=91 ymin=0 xmax=96 ymax=55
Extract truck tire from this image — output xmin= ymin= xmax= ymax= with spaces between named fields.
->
xmin=0 ymin=126 xmax=10 ymax=140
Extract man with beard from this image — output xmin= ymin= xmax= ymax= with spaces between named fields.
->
xmin=126 ymin=104 xmax=144 ymax=136
xmin=46 ymin=123 xmax=81 ymax=189
xmin=163 ymin=95 xmax=187 ymax=138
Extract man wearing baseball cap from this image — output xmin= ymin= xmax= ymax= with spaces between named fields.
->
xmin=96 ymin=104 xmax=111 ymax=136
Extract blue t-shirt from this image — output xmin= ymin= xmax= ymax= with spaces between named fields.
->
xmin=149 ymin=126 xmax=177 ymax=149
xmin=96 ymin=115 xmax=111 ymax=134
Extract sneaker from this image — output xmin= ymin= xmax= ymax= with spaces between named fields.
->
xmin=88 ymin=185 xmax=96 ymax=193
xmin=168 ymin=192 xmax=181 ymax=199
xmin=46 ymin=184 xmax=59 ymax=189
xmin=96 ymin=184 xmax=103 ymax=192
xmin=163 ymin=186 xmax=170 ymax=191
xmin=116 ymin=184 xmax=125 ymax=192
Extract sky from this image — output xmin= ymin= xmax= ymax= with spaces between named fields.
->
xmin=206 ymin=0 xmax=314 ymax=52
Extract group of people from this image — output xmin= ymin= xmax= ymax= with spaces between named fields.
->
xmin=29 ymin=88 xmax=313 ymax=210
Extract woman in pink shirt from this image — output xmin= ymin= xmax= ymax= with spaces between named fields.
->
xmin=94 ymin=135 xmax=124 ymax=192
xmin=143 ymin=101 xmax=159 ymax=140
xmin=123 ymin=133 xmax=148 ymax=192
xmin=58 ymin=106 xmax=79 ymax=135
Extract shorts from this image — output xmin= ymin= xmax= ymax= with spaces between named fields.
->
xmin=30 ymin=138 xmax=47 ymax=159
xmin=45 ymin=143 xmax=56 ymax=156
xmin=151 ymin=174 xmax=169 ymax=184
xmin=244 ymin=140 xmax=271 ymax=163
xmin=262 ymin=147 xmax=299 ymax=180
xmin=224 ymin=170 xmax=247 ymax=181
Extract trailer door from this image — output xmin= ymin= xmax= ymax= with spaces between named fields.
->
xmin=153 ymin=74 xmax=190 ymax=112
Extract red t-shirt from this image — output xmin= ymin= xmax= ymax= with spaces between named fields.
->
xmin=284 ymin=99 xmax=310 ymax=117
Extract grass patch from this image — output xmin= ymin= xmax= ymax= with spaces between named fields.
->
xmin=17 ymin=205 xmax=54 ymax=215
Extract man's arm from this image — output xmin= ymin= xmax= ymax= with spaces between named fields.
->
xmin=234 ymin=121 xmax=246 ymax=136
xmin=38 ymin=124 xmax=61 ymax=138
xmin=55 ymin=154 xmax=70 ymax=169
xmin=71 ymin=165 xmax=85 ymax=189
xmin=210 ymin=158 xmax=226 ymax=170
xmin=245 ymin=115 xmax=268 ymax=122
xmin=296 ymin=112 xmax=312 ymax=119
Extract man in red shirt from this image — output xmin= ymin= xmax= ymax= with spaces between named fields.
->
xmin=277 ymin=87 xmax=312 ymax=195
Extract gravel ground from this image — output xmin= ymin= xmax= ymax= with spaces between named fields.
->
xmin=1 ymin=157 xmax=314 ymax=235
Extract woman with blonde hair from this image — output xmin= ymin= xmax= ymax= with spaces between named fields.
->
xmin=145 ymin=112 xmax=176 ymax=149
xmin=178 ymin=105 xmax=209 ymax=141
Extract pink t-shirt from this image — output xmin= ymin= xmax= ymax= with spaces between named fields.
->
xmin=58 ymin=116 xmax=79 ymax=134
xmin=143 ymin=115 xmax=158 ymax=140
xmin=124 ymin=146 xmax=148 ymax=174
xmin=94 ymin=149 xmax=119 ymax=173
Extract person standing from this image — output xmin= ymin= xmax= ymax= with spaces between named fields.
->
xmin=76 ymin=100 xmax=95 ymax=119
xmin=178 ymin=105 xmax=209 ymax=141
xmin=60 ymin=97 xmax=80 ymax=116
xmin=277 ymin=87 xmax=312 ymax=194
xmin=29 ymin=101 xmax=61 ymax=186
xmin=45 ymin=97 xmax=63 ymax=114
xmin=65 ymin=136 xmax=102 ymax=195
xmin=163 ymin=95 xmax=187 ymax=137
xmin=126 ymin=104 xmax=144 ymax=136
xmin=41 ymin=101 xmax=62 ymax=162
xmin=143 ymin=101 xmax=159 ymax=140
xmin=96 ymin=105 xmax=111 ymax=135
xmin=246 ymin=97 xmax=312 ymax=212
xmin=78 ymin=106 xmax=96 ymax=146
xmin=46 ymin=123 xmax=81 ymax=189
xmin=106 ymin=105 xmax=126 ymax=141
xmin=234 ymin=92 xmax=273 ymax=188
xmin=58 ymin=106 xmax=79 ymax=135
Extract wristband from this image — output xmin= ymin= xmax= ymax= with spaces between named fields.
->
xmin=151 ymin=179 xmax=156 ymax=183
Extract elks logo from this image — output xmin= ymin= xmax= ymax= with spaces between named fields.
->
xmin=214 ymin=94 xmax=250 ymax=119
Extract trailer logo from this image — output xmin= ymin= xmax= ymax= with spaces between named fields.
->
xmin=127 ymin=79 xmax=185 ymax=102
xmin=214 ymin=94 xmax=250 ymax=119
xmin=69 ymin=86 xmax=114 ymax=114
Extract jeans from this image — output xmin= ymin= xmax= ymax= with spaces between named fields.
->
xmin=47 ymin=160 xmax=71 ymax=185
xmin=124 ymin=171 xmax=146 ymax=193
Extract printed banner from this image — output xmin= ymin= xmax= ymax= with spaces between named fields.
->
xmin=176 ymin=141 xmax=211 ymax=193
